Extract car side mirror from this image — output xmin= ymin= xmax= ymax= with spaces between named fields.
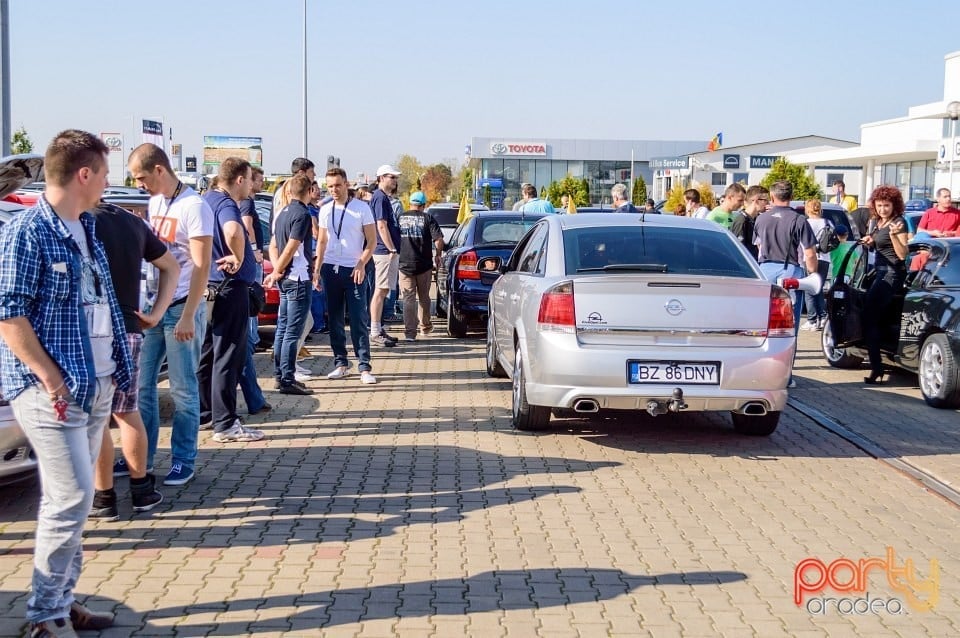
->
xmin=477 ymin=256 xmax=504 ymax=284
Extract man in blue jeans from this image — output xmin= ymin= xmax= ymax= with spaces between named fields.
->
xmin=0 ymin=130 xmax=132 ymax=635
xmin=128 ymin=143 xmax=213 ymax=487
xmin=266 ymin=174 xmax=315 ymax=395
xmin=237 ymin=165 xmax=270 ymax=415
xmin=316 ymin=167 xmax=379 ymax=384
xmin=753 ymin=180 xmax=818 ymax=388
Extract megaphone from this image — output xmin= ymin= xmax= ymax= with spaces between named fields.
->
xmin=777 ymin=272 xmax=822 ymax=295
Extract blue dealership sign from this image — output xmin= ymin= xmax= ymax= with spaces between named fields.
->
xmin=723 ymin=154 xmax=740 ymax=169
xmin=750 ymin=155 xmax=779 ymax=169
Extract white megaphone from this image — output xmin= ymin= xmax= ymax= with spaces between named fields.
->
xmin=777 ymin=272 xmax=822 ymax=295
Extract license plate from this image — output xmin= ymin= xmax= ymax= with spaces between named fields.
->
xmin=628 ymin=361 xmax=720 ymax=385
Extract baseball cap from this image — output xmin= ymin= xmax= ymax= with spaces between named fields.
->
xmin=376 ymin=164 xmax=402 ymax=177
xmin=409 ymin=191 xmax=427 ymax=205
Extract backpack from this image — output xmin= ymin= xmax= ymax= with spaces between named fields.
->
xmin=815 ymin=221 xmax=840 ymax=253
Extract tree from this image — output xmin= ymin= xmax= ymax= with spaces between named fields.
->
xmin=451 ymin=165 xmax=473 ymax=200
xmin=662 ymin=182 xmax=716 ymax=215
xmin=395 ymin=154 xmax=424 ymax=196
xmin=760 ymin=158 xmax=823 ymax=201
xmin=580 ymin=178 xmax=590 ymax=206
xmin=546 ymin=175 xmax=589 ymax=207
xmin=420 ymin=163 xmax=453 ymax=204
xmin=11 ymin=126 xmax=32 ymax=154
xmin=632 ymin=175 xmax=647 ymax=204
xmin=483 ymin=184 xmax=492 ymax=209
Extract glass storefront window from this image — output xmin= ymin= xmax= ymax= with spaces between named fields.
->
xmin=482 ymin=159 xmax=504 ymax=179
xmin=567 ymin=161 xmax=584 ymax=178
xmin=551 ymin=160 xmax=568 ymax=182
xmin=518 ymin=159 xmax=535 ymax=187
xmin=535 ymin=161 xmax=551 ymax=192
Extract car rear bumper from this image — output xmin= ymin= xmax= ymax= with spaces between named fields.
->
xmin=522 ymin=333 xmax=794 ymax=413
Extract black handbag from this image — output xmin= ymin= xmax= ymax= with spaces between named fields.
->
xmin=248 ymin=281 xmax=266 ymax=317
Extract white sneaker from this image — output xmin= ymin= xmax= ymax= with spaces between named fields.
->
xmin=212 ymin=421 xmax=265 ymax=443
xmin=799 ymin=320 xmax=818 ymax=331
xmin=360 ymin=371 xmax=378 ymax=385
xmin=295 ymin=372 xmax=312 ymax=383
xmin=295 ymin=364 xmax=313 ymax=376
xmin=327 ymin=366 xmax=350 ymax=380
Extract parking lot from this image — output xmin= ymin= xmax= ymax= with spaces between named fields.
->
xmin=0 ymin=330 xmax=957 ymax=637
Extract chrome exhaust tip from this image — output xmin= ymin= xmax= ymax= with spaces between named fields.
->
xmin=740 ymin=401 xmax=768 ymax=416
xmin=573 ymin=399 xmax=599 ymax=413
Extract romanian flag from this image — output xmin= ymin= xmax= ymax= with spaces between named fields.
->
xmin=707 ymin=132 xmax=723 ymax=151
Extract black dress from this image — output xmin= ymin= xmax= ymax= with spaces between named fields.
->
xmin=863 ymin=218 xmax=906 ymax=376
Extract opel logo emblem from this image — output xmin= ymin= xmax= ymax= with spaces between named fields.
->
xmin=491 ymin=143 xmax=507 ymax=155
xmin=664 ymin=299 xmax=685 ymax=316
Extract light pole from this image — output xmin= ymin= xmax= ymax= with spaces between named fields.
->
xmin=1 ymin=0 xmax=10 ymax=156
xmin=948 ymin=101 xmax=960 ymax=197
xmin=301 ymin=0 xmax=308 ymax=158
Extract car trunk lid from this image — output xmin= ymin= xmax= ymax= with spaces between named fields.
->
xmin=573 ymin=274 xmax=774 ymax=347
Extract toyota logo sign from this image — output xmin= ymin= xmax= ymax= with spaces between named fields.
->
xmin=101 ymin=134 xmax=123 ymax=152
xmin=491 ymin=143 xmax=508 ymax=155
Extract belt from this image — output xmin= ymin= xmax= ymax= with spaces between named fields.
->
xmin=169 ymin=296 xmax=188 ymax=307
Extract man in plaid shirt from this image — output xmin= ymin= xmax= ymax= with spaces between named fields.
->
xmin=0 ymin=130 xmax=132 ymax=637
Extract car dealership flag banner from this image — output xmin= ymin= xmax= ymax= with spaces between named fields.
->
xmin=142 ymin=119 xmax=163 ymax=148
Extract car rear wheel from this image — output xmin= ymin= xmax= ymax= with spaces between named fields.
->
xmin=821 ymin=319 xmax=863 ymax=369
xmin=446 ymin=305 xmax=467 ymax=338
xmin=512 ymin=347 xmax=550 ymax=431
xmin=485 ymin=316 xmax=507 ymax=378
xmin=918 ymin=334 xmax=960 ymax=408
xmin=731 ymin=411 xmax=781 ymax=436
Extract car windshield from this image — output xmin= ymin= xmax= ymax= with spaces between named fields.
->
xmin=477 ymin=219 xmax=538 ymax=244
xmin=563 ymin=226 xmax=757 ymax=278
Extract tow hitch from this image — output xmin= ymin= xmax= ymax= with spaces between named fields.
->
xmin=645 ymin=388 xmax=689 ymax=417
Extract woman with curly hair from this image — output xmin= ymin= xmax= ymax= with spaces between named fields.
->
xmin=860 ymin=185 xmax=908 ymax=384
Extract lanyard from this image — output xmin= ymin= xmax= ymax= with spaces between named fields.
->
xmin=330 ymin=196 xmax=352 ymax=241
xmin=155 ymin=181 xmax=183 ymax=222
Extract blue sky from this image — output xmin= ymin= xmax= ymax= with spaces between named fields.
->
xmin=7 ymin=0 xmax=956 ymax=176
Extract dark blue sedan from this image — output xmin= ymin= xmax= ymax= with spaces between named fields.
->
xmin=436 ymin=211 xmax=547 ymax=337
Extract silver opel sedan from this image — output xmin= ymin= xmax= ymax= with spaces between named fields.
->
xmin=483 ymin=213 xmax=796 ymax=436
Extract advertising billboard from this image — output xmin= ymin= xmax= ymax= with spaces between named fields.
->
xmin=202 ymin=135 xmax=263 ymax=172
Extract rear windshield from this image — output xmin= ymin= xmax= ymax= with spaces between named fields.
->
xmin=563 ymin=226 xmax=758 ymax=278
xmin=428 ymin=208 xmax=460 ymax=227
xmin=477 ymin=219 xmax=539 ymax=244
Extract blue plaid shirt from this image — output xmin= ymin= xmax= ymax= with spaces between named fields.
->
xmin=0 ymin=195 xmax=133 ymax=413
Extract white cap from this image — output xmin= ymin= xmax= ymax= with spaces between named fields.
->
xmin=376 ymin=164 xmax=402 ymax=177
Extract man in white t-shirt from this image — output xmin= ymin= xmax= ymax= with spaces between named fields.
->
xmin=315 ymin=167 xmax=378 ymax=384
xmin=127 ymin=143 xmax=213 ymax=487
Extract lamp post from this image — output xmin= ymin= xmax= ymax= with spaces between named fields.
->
xmin=301 ymin=0 xmax=308 ymax=157
xmin=948 ymin=101 xmax=960 ymax=196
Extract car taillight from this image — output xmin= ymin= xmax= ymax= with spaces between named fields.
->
xmin=767 ymin=286 xmax=794 ymax=337
xmin=456 ymin=250 xmax=480 ymax=280
xmin=537 ymin=282 xmax=575 ymax=333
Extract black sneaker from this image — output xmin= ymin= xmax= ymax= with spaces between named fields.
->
xmin=279 ymin=383 xmax=313 ymax=395
xmin=380 ymin=330 xmax=398 ymax=343
xmin=130 ymin=474 xmax=163 ymax=512
xmin=90 ymin=489 xmax=119 ymax=522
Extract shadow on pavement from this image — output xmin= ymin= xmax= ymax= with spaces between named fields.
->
xmin=0 ymin=446 xmax=618 ymax=547
xmin=0 ymin=568 xmax=748 ymax=634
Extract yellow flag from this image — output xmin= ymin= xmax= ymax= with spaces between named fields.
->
xmin=457 ymin=192 xmax=471 ymax=224
xmin=567 ymin=198 xmax=577 ymax=215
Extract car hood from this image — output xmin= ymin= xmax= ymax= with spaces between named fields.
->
xmin=0 ymin=154 xmax=44 ymax=199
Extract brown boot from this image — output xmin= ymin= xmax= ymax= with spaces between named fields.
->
xmin=29 ymin=617 xmax=77 ymax=638
xmin=69 ymin=602 xmax=114 ymax=630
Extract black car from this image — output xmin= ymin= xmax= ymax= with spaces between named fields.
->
xmin=436 ymin=211 xmax=546 ymax=337
xmin=789 ymin=201 xmax=855 ymax=239
xmin=823 ymin=238 xmax=960 ymax=408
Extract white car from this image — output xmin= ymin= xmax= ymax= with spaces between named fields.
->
xmin=484 ymin=213 xmax=796 ymax=435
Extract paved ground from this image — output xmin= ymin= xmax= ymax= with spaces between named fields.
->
xmin=0 ymin=328 xmax=958 ymax=637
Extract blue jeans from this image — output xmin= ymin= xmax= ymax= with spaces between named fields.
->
xmin=239 ymin=265 xmax=266 ymax=412
xmin=11 ymin=376 xmax=114 ymax=623
xmin=139 ymin=302 xmax=206 ymax=470
xmin=321 ymin=262 xmax=372 ymax=372
xmin=804 ymin=260 xmax=830 ymax=322
xmin=274 ymin=278 xmax=312 ymax=385
xmin=311 ymin=283 xmax=327 ymax=330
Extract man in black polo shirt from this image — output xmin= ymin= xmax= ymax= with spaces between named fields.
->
xmin=200 ymin=158 xmax=264 ymax=443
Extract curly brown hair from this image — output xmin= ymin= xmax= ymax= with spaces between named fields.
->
xmin=868 ymin=185 xmax=904 ymax=217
